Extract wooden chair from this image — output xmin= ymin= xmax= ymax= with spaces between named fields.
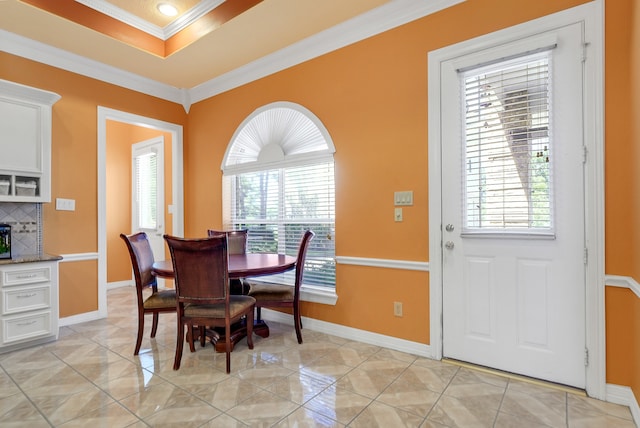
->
xmin=164 ymin=234 xmax=256 ymax=373
xmin=207 ymin=229 xmax=250 ymax=295
xmin=247 ymin=229 xmax=315 ymax=344
xmin=120 ymin=232 xmax=176 ymax=355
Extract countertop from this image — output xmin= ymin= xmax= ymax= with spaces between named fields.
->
xmin=0 ymin=254 xmax=63 ymax=265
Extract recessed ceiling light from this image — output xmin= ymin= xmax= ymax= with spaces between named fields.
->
xmin=157 ymin=3 xmax=178 ymax=17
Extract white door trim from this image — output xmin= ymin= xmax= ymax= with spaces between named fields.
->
xmin=427 ymin=1 xmax=605 ymax=399
xmin=97 ymin=107 xmax=184 ymax=319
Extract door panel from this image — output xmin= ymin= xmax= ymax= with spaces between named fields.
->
xmin=442 ymin=23 xmax=585 ymax=388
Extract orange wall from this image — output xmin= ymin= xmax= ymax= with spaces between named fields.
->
xmin=106 ymin=121 xmax=174 ymax=284
xmin=2 ymin=0 xmax=640 ymax=398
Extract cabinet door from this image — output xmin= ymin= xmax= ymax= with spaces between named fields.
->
xmin=0 ymin=99 xmax=41 ymax=173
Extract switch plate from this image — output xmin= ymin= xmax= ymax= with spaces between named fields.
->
xmin=394 ymin=191 xmax=413 ymax=206
xmin=394 ymin=207 xmax=403 ymax=222
xmin=56 ymin=198 xmax=75 ymax=211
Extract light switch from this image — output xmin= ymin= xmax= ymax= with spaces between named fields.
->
xmin=56 ymin=198 xmax=75 ymax=211
xmin=394 ymin=191 xmax=413 ymax=206
xmin=394 ymin=207 xmax=403 ymax=222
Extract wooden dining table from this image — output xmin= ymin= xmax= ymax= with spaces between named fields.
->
xmin=152 ymin=253 xmax=296 ymax=352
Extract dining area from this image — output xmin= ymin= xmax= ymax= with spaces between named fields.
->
xmin=120 ymin=228 xmax=315 ymax=374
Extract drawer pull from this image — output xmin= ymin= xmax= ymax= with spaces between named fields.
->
xmin=16 ymin=274 xmax=38 ymax=279
xmin=17 ymin=293 xmax=37 ymax=298
xmin=16 ymin=320 xmax=37 ymax=326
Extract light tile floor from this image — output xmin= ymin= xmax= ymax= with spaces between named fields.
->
xmin=0 ymin=286 xmax=636 ymax=427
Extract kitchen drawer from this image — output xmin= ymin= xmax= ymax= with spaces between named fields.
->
xmin=1 ymin=265 xmax=51 ymax=287
xmin=3 ymin=284 xmax=50 ymax=314
xmin=2 ymin=311 xmax=52 ymax=345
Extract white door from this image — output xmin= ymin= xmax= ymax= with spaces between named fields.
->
xmin=441 ymin=24 xmax=586 ymax=388
xmin=132 ymin=137 xmax=165 ymax=266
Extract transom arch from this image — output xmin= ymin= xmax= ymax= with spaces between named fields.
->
xmin=222 ymin=101 xmax=335 ymax=174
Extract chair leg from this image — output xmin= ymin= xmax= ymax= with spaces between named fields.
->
xmin=200 ymin=326 xmax=206 ymax=347
xmin=187 ymin=327 xmax=196 ymax=353
xmin=134 ymin=310 xmax=144 ymax=355
xmin=174 ymin=318 xmax=185 ymax=370
xmin=293 ymin=305 xmax=303 ymax=344
xmin=225 ymin=323 xmax=231 ymax=374
xmin=150 ymin=312 xmax=159 ymax=337
xmin=246 ymin=308 xmax=254 ymax=350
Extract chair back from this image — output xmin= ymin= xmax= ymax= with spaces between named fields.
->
xmin=294 ymin=230 xmax=316 ymax=290
xmin=120 ymin=232 xmax=156 ymax=293
xmin=164 ymin=234 xmax=229 ymax=305
xmin=207 ymin=229 xmax=248 ymax=255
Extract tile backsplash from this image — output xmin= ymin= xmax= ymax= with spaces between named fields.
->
xmin=0 ymin=202 xmax=42 ymax=257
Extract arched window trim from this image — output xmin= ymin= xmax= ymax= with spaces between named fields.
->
xmin=221 ymin=101 xmax=336 ymax=175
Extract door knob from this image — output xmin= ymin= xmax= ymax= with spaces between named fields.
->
xmin=444 ymin=241 xmax=454 ymax=250
xmin=445 ymin=224 xmax=454 ymax=232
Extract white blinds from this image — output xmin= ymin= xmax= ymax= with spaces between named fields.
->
xmin=463 ymin=52 xmax=553 ymax=233
xmin=135 ymin=151 xmax=157 ymax=230
xmin=227 ymin=161 xmax=335 ymax=288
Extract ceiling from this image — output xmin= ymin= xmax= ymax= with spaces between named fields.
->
xmin=0 ymin=0 xmax=463 ymax=106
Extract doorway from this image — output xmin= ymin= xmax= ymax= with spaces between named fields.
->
xmin=98 ymin=107 xmax=184 ymax=318
xmin=427 ymin=2 xmax=604 ymax=398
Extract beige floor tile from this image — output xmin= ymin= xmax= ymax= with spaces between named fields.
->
xmin=303 ymin=384 xmax=373 ymax=424
xmin=187 ymin=375 xmax=264 ymax=411
xmin=427 ymin=394 xmax=500 ymax=428
xmin=273 ymin=406 xmax=344 ymax=427
xmin=268 ymin=372 xmax=332 ymax=404
xmin=376 ymin=375 xmax=442 ymax=417
xmin=56 ymin=402 xmax=140 ymax=427
xmin=226 ymin=389 xmax=300 ymax=426
xmin=28 ymin=385 xmax=116 ymax=426
xmin=0 ymin=392 xmax=51 ymax=427
xmin=349 ymin=401 xmax=427 ymax=427
xmin=335 ymin=366 xmax=398 ymax=398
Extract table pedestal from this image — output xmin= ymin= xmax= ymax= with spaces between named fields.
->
xmin=192 ymin=320 xmax=270 ymax=353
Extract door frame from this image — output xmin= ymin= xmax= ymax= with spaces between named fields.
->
xmin=97 ymin=107 xmax=184 ymax=319
xmin=427 ymin=1 xmax=605 ymax=398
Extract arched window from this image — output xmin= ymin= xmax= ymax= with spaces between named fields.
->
xmin=222 ymin=102 xmax=336 ymax=291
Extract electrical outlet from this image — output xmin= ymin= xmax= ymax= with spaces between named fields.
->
xmin=394 ymin=301 xmax=403 ymax=317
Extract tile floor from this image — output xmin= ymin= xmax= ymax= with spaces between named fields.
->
xmin=0 ymin=286 xmax=636 ymax=427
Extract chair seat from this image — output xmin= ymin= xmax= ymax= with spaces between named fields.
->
xmin=143 ymin=289 xmax=177 ymax=309
xmin=184 ymin=295 xmax=256 ymax=318
xmin=248 ymin=283 xmax=294 ymax=301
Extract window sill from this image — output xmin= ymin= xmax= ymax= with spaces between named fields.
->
xmin=300 ymin=285 xmax=338 ymax=305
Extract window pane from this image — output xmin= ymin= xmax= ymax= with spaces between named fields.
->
xmin=135 ymin=152 xmax=157 ymax=229
xmin=463 ymin=53 xmax=552 ymax=233
xmin=230 ymin=162 xmax=335 ymax=288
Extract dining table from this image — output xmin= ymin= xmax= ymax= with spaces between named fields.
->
xmin=152 ymin=253 xmax=296 ymax=352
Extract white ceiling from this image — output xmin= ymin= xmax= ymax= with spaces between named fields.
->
xmin=0 ymin=0 xmax=463 ymax=108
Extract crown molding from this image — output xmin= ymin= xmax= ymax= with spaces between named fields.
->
xmin=75 ymin=0 xmax=223 ymax=40
xmin=0 ymin=29 xmax=185 ymax=105
xmin=1 ymin=0 xmax=464 ymax=111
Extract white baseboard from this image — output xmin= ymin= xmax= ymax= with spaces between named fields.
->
xmin=606 ymin=384 xmax=640 ymax=426
xmin=108 ymin=280 xmax=133 ymax=290
xmin=260 ymin=308 xmax=432 ymax=358
xmin=58 ymin=310 xmax=104 ymax=327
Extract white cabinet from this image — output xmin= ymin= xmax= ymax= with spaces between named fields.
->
xmin=0 ymin=261 xmax=59 ymax=352
xmin=0 ymin=80 xmax=60 ymax=202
